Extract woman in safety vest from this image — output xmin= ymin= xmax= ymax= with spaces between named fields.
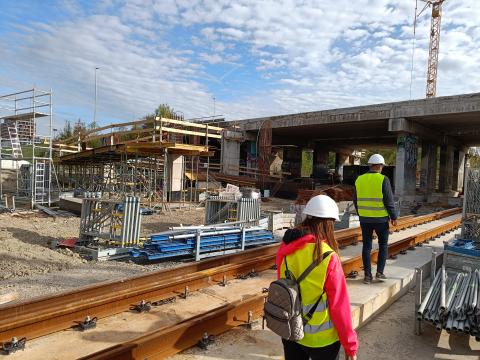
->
xmin=276 ymin=195 xmax=358 ymax=360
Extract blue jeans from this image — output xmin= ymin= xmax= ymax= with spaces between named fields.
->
xmin=361 ymin=221 xmax=389 ymax=277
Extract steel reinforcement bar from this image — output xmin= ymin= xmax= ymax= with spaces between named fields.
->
xmin=0 ymin=208 xmax=460 ymax=344
xmin=83 ymin=217 xmax=462 ymax=360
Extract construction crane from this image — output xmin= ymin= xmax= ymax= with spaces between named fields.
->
xmin=414 ymin=0 xmax=447 ymax=98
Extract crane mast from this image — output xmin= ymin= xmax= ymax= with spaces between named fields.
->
xmin=425 ymin=0 xmax=445 ymax=98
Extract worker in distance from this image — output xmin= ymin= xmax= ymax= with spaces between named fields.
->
xmin=265 ymin=195 xmax=358 ymax=360
xmin=354 ymin=154 xmax=398 ymax=284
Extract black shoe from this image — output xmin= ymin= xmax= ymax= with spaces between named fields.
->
xmin=363 ymin=275 xmax=373 ymax=284
xmin=376 ymin=272 xmax=387 ymax=281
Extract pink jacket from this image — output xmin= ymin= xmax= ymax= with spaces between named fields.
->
xmin=276 ymin=233 xmax=358 ymax=356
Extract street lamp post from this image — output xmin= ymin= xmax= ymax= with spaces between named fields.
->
xmin=213 ymin=96 xmax=216 ymax=118
xmin=94 ymin=67 xmax=99 ymax=126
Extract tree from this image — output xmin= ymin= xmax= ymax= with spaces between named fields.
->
xmin=55 ymin=120 xmax=73 ymax=141
xmin=361 ymin=148 xmax=397 ymax=166
xmin=155 ymin=104 xmax=176 ymax=119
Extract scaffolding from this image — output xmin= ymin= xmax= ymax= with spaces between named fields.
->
xmin=57 ymin=116 xmax=223 ymax=208
xmin=0 ymin=88 xmax=59 ymax=207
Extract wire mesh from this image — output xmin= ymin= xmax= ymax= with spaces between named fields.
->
xmin=462 ymin=168 xmax=480 ymax=244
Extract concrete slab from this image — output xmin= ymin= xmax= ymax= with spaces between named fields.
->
xmin=173 ymin=219 xmax=468 ymax=359
xmin=339 ymin=214 xmax=460 ymax=261
xmin=7 ymin=218 xmax=465 ymax=359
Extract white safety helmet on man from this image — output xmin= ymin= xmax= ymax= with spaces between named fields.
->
xmin=367 ymin=153 xmax=385 ymax=165
xmin=302 ymin=194 xmax=340 ymax=221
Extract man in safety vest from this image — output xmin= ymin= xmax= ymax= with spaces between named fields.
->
xmin=354 ymin=154 xmax=398 ymax=284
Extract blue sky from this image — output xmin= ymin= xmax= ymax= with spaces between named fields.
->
xmin=0 ymin=0 xmax=479 ymax=131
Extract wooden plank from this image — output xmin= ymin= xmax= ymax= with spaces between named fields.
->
xmin=83 ymin=118 xmax=153 ymax=137
xmin=156 ymin=126 xmax=222 ymax=139
xmin=85 ymin=128 xmax=152 ymax=142
xmin=158 ymin=117 xmax=223 ymax=131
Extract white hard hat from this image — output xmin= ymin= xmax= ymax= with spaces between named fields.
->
xmin=367 ymin=154 xmax=385 ymax=165
xmin=303 ymin=195 xmax=340 ymax=221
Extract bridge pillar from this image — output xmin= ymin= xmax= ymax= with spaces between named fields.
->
xmin=439 ymin=145 xmax=454 ymax=193
xmin=221 ymin=131 xmax=243 ymax=176
xmin=313 ymin=145 xmax=329 ymax=179
xmin=394 ymin=134 xmax=418 ymax=198
xmin=419 ymin=141 xmax=437 ymax=196
xmin=452 ymin=149 xmax=466 ymax=192
xmin=335 ymin=152 xmax=350 ymax=181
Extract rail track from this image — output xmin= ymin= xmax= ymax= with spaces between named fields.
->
xmin=83 ymin=215 xmax=462 ymax=360
xmin=0 ymin=208 xmax=461 ymax=354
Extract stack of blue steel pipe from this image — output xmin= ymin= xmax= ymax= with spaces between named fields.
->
xmin=131 ymin=225 xmax=276 ymax=261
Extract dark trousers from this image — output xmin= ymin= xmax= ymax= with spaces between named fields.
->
xmin=361 ymin=221 xmax=389 ymax=277
xmin=282 ymin=339 xmax=340 ymax=360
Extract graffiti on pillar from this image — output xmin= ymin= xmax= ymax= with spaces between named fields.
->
xmin=397 ymin=135 xmax=418 ymax=168
xmin=419 ymin=169 xmax=427 ymax=189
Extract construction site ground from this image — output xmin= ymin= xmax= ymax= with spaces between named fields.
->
xmin=0 ymin=207 xmax=205 ymax=301
xmin=0 ymin=197 xmax=456 ymax=302
xmin=3 ymin=211 xmax=478 ymax=359
xmin=0 ymin=197 xmax=295 ymax=301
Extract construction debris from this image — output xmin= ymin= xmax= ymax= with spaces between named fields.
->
xmin=205 ymin=197 xmax=261 ymax=225
xmin=295 ymin=185 xmax=355 ymax=204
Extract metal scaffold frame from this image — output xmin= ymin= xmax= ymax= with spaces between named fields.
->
xmin=57 ymin=115 xmax=223 ymax=209
xmin=0 ymin=88 xmax=59 ymax=207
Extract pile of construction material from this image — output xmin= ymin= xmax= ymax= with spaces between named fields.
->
xmin=205 ymin=184 xmax=261 ymax=225
xmin=79 ymin=194 xmax=141 ymax=247
xmin=295 ymin=185 xmax=354 ymax=204
xmin=131 ymin=224 xmax=275 ymax=261
xmin=418 ymin=267 xmax=480 ymax=339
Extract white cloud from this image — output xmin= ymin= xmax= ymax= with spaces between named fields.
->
xmin=199 ymin=52 xmax=223 ymax=64
xmin=344 ymin=29 xmax=369 ymax=41
xmin=217 ymin=27 xmax=246 ymax=40
xmin=0 ymin=0 xmax=479 ymax=126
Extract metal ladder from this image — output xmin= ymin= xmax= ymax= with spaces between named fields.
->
xmin=7 ymin=126 xmax=23 ymax=158
xmin=34 ymin=162 xmax=46 ymax=203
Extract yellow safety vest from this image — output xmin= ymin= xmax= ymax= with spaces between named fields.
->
xmin=355 ymin=172 xmax=389 ymax=218
xmin=280 ymin=241 xmax=339 ymax=348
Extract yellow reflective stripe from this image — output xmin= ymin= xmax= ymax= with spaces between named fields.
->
xmin=304 ymin=320 xmax=334 ymax=334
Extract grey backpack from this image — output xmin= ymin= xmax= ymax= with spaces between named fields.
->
xmin=264 ymin=251 xmax=332 ymax=341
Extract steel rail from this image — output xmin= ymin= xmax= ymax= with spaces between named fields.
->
xmin=0 ymin=209 xmax=460 ymax=345
xmin=81 ymin=294 xmax=266 ymax=360
xmin=82 ymin=217 xmax=462 ymax=360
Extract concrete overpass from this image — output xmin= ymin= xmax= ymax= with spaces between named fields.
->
xmin=223 ymin=92 xmax=480 ymax=200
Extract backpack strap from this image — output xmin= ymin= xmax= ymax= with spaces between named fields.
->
xmin=297 ymin=250 xmax=333 ymax=324
xmin=283 ymin=256 xmax=296 ymax=280
xmin=303 ymin=288 xmax=326 ymax=324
